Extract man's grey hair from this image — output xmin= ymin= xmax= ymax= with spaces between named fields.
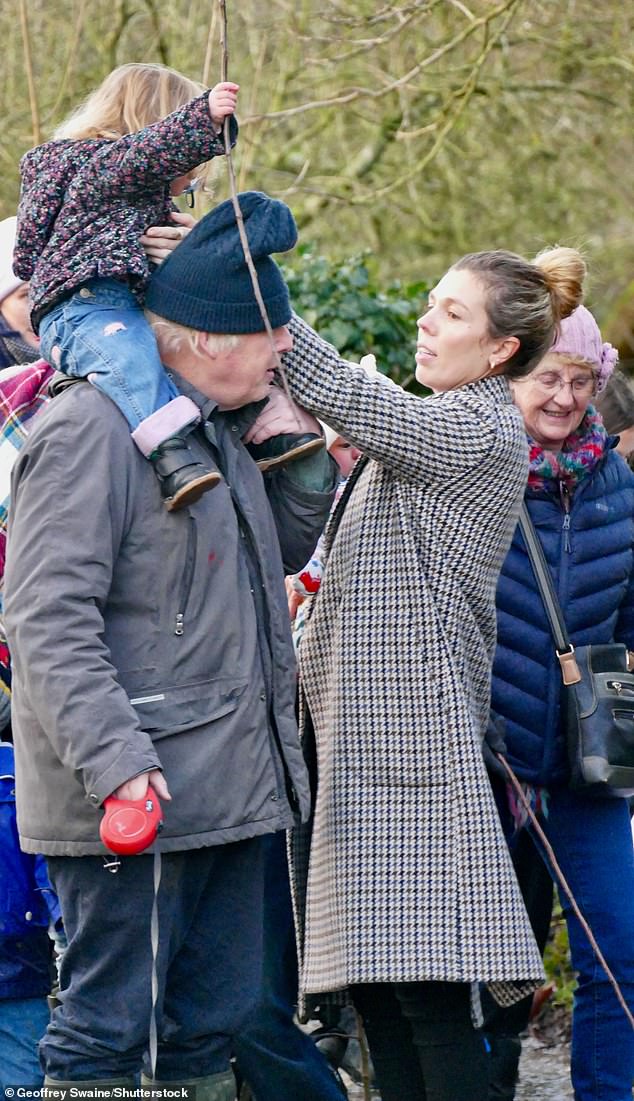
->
xmin=145 ymin=310 xmax=241 ymax=358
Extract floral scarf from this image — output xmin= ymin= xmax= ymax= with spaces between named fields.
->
xmin=527 ymin=405 xmax=608 ymax=492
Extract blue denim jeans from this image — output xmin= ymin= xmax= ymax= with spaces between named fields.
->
xmin=0 ymin=996 xmax=50 ymax=1086
xmin=39 ymin=280 xmax=179 ymax=430
xmin=233 ymin=832 xmax=344 ymax=1101
xmin=500 ymin=785 xmax=634 ymax=1101
xmin=42 ymin=839 xmax=266 ymax=1081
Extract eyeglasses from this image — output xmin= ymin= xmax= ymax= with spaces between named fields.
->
xmin=183 ymin=178 xmax=201 ymax=209
xmin=529 ymin=372 xmax=597 ymax=398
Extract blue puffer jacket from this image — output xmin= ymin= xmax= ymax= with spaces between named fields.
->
xmin=0 ymin=742 xmax=58 ymax=998
xmin=491 ymin=441 xmax=634 ymax=786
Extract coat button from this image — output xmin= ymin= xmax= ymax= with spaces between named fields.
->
xmin=89 ymin=793 xmax=100 ymax=804
xmin=79 ymin=287 xmax=93 ymax=298
xmin=260 ymin=691 xmax=266 ymax=702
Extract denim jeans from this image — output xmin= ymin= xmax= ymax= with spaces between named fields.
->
xmin=39 ymin=279 xmax=179 ymax=430
xmin=42 ymin=839 xmax=266 ymax=1081
xmin=233 ymin=832 xmax=344 ymax=1101
xmin=0 ymin=996 xmax=50 ymax=1086
xmin=497 ymin=785 xmax=634 ymax=1101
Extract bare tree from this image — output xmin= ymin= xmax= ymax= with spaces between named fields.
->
xmin=1 ymin=0 xmax=632 ymax=324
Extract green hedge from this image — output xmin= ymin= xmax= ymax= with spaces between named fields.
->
xmin=281 ymin=245 xmax=429 ymax=392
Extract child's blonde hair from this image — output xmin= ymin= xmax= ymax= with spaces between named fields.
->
xmin=54 ymin=62 xmax=205 ymax=140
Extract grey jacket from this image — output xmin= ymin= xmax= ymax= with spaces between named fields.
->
xmin=4 ymin=376 xmax=336 ymax=856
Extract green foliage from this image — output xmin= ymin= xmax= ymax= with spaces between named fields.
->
xmin=281 ymin=245 xmax=429 ymax=390
xmin=543 ymin=901 xmax=576 ymax=1011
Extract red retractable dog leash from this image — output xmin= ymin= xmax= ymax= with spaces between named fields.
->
xmin=100 ymin=784 xmax=163 ymax=855
xmin=100 ymin=784 xmax=164 ymax=1075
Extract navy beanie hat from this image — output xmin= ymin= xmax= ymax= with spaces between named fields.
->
xmin=145 ymin=191 xmax=297 ymax=334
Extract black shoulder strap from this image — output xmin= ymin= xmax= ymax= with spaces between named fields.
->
xmin=48 ymin=372 xmax=89 ymax=399
xmin=518 ymin=502 xmax=581 ymax=685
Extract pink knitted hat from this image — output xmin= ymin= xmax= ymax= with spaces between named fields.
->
xmin=551 ymin=305 xmax=618 ymax=393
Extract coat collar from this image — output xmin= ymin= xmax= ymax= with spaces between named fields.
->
xmin=167 ymin=367 xmax=269 ymax=437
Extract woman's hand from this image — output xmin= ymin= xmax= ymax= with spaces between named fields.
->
xmin=140 ymin=212 xmax=195 ymax=265
xmin=243 ymin=388 xmax=321 ymax=444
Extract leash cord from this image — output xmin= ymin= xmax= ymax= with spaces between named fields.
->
xmin=148 ymin=850 xmax=162 ymax=1078
xmin=496 ymin=753 xmax=634 ymax=1031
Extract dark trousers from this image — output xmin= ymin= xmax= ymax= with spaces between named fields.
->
xmin=482 ymin=827 xmax=554 ymax=1099
xmin=42 ymin=838 xmax=266 ymax=1081
xmin=233 ymin=832 xmax=344 ymax=1101
xmin=351 ymin=980 xmax=489 ymax=1101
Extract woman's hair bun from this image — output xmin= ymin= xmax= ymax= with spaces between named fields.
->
xmin=533 ymin=246 xmax=586 ymax=324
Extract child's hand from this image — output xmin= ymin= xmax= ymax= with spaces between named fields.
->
xmin=285 ymin=576 xmax=306 ymax=622
xmin=140 ymin=212 xmax=195 ymax=265
xmin=208 ymin=81 xmax=239 ymax=130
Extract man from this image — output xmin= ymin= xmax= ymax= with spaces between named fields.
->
xmin=4 ymin=192 xmax=337 ymax=1095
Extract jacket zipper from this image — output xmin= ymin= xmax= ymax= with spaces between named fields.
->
xmin=175 ymin=516 xmax=197 ymax=636
xmin=559 ymin=481 xmax=572 ymax=553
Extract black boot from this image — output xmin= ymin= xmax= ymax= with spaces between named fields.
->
xmin=487 ymin=1033 xmax=522 ymax=1100
xmin=150 ymin=436 xmax=221 ymax=511
xmin=246 ymin=432 xmax=324 ymax=473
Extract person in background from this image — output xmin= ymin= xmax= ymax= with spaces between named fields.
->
xmin=0 ymin=740 xmax=62 ymax=1089
xmin=285 ymin=382 xmax=369 ymax=633
xmin=596 ymin=366 xmax=634 ymax=465
xmin=0 ymin=217 xmax=40 ymax=370
xmin=272 ymin=244 xmax=588 ymax=1101
xmin=486 ymin=304 xmax=634 ymax=1100
xmin=0 ymin=215 xmax=53 ymax=728
xmin=0 ymin=216 xmax=62 ymax=1087
xmin=597 ymin=367 xmax=634 ymax=845
xmin=232 ymin=409 xmax=368 ymax=1101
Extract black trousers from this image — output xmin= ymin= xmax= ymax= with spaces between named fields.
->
xmin=351 ymin=980 xmax=489 ymax=1101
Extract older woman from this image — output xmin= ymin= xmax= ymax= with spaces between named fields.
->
xmin=263 ymin=245 xmax=588 ymax=1101
xmin=489 ymin=305 xmax=634 ymax=1100
xmin=0 ymin=217 xmax=40 ymax=369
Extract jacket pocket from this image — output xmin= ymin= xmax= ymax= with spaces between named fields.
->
xmin=129 ymin=676 xmax=248 ymax=740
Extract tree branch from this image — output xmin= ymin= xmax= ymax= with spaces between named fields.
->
xmin=19 ymin=0 xmax=41 ymax=146
xmin=218 ymin=0 xmax=300 ymax=425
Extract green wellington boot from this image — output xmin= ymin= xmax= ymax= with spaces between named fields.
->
xmin=141 ymin=1071 xmax=236 ymax=1101
xmin=44 ymin=1077 xmax=136 ymax=1089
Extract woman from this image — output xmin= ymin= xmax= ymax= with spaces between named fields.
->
xmin=489 ymin=304 xmax=634 ymax=1100
xmin=272 ymin=245 xmax=587 ymax=1101
xmin=0 ymin=217 xmax=40 ymax=369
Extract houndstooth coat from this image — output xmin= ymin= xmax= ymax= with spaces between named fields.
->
xmin=284 ymin=314 xmax=545 ymax=1010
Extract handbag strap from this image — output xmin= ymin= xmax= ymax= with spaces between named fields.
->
xmin=518 ymin=503 xmax=581 ymax=686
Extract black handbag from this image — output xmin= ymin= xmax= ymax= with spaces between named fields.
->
xmin=518 ymin=503 xmax=634 ymax=796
